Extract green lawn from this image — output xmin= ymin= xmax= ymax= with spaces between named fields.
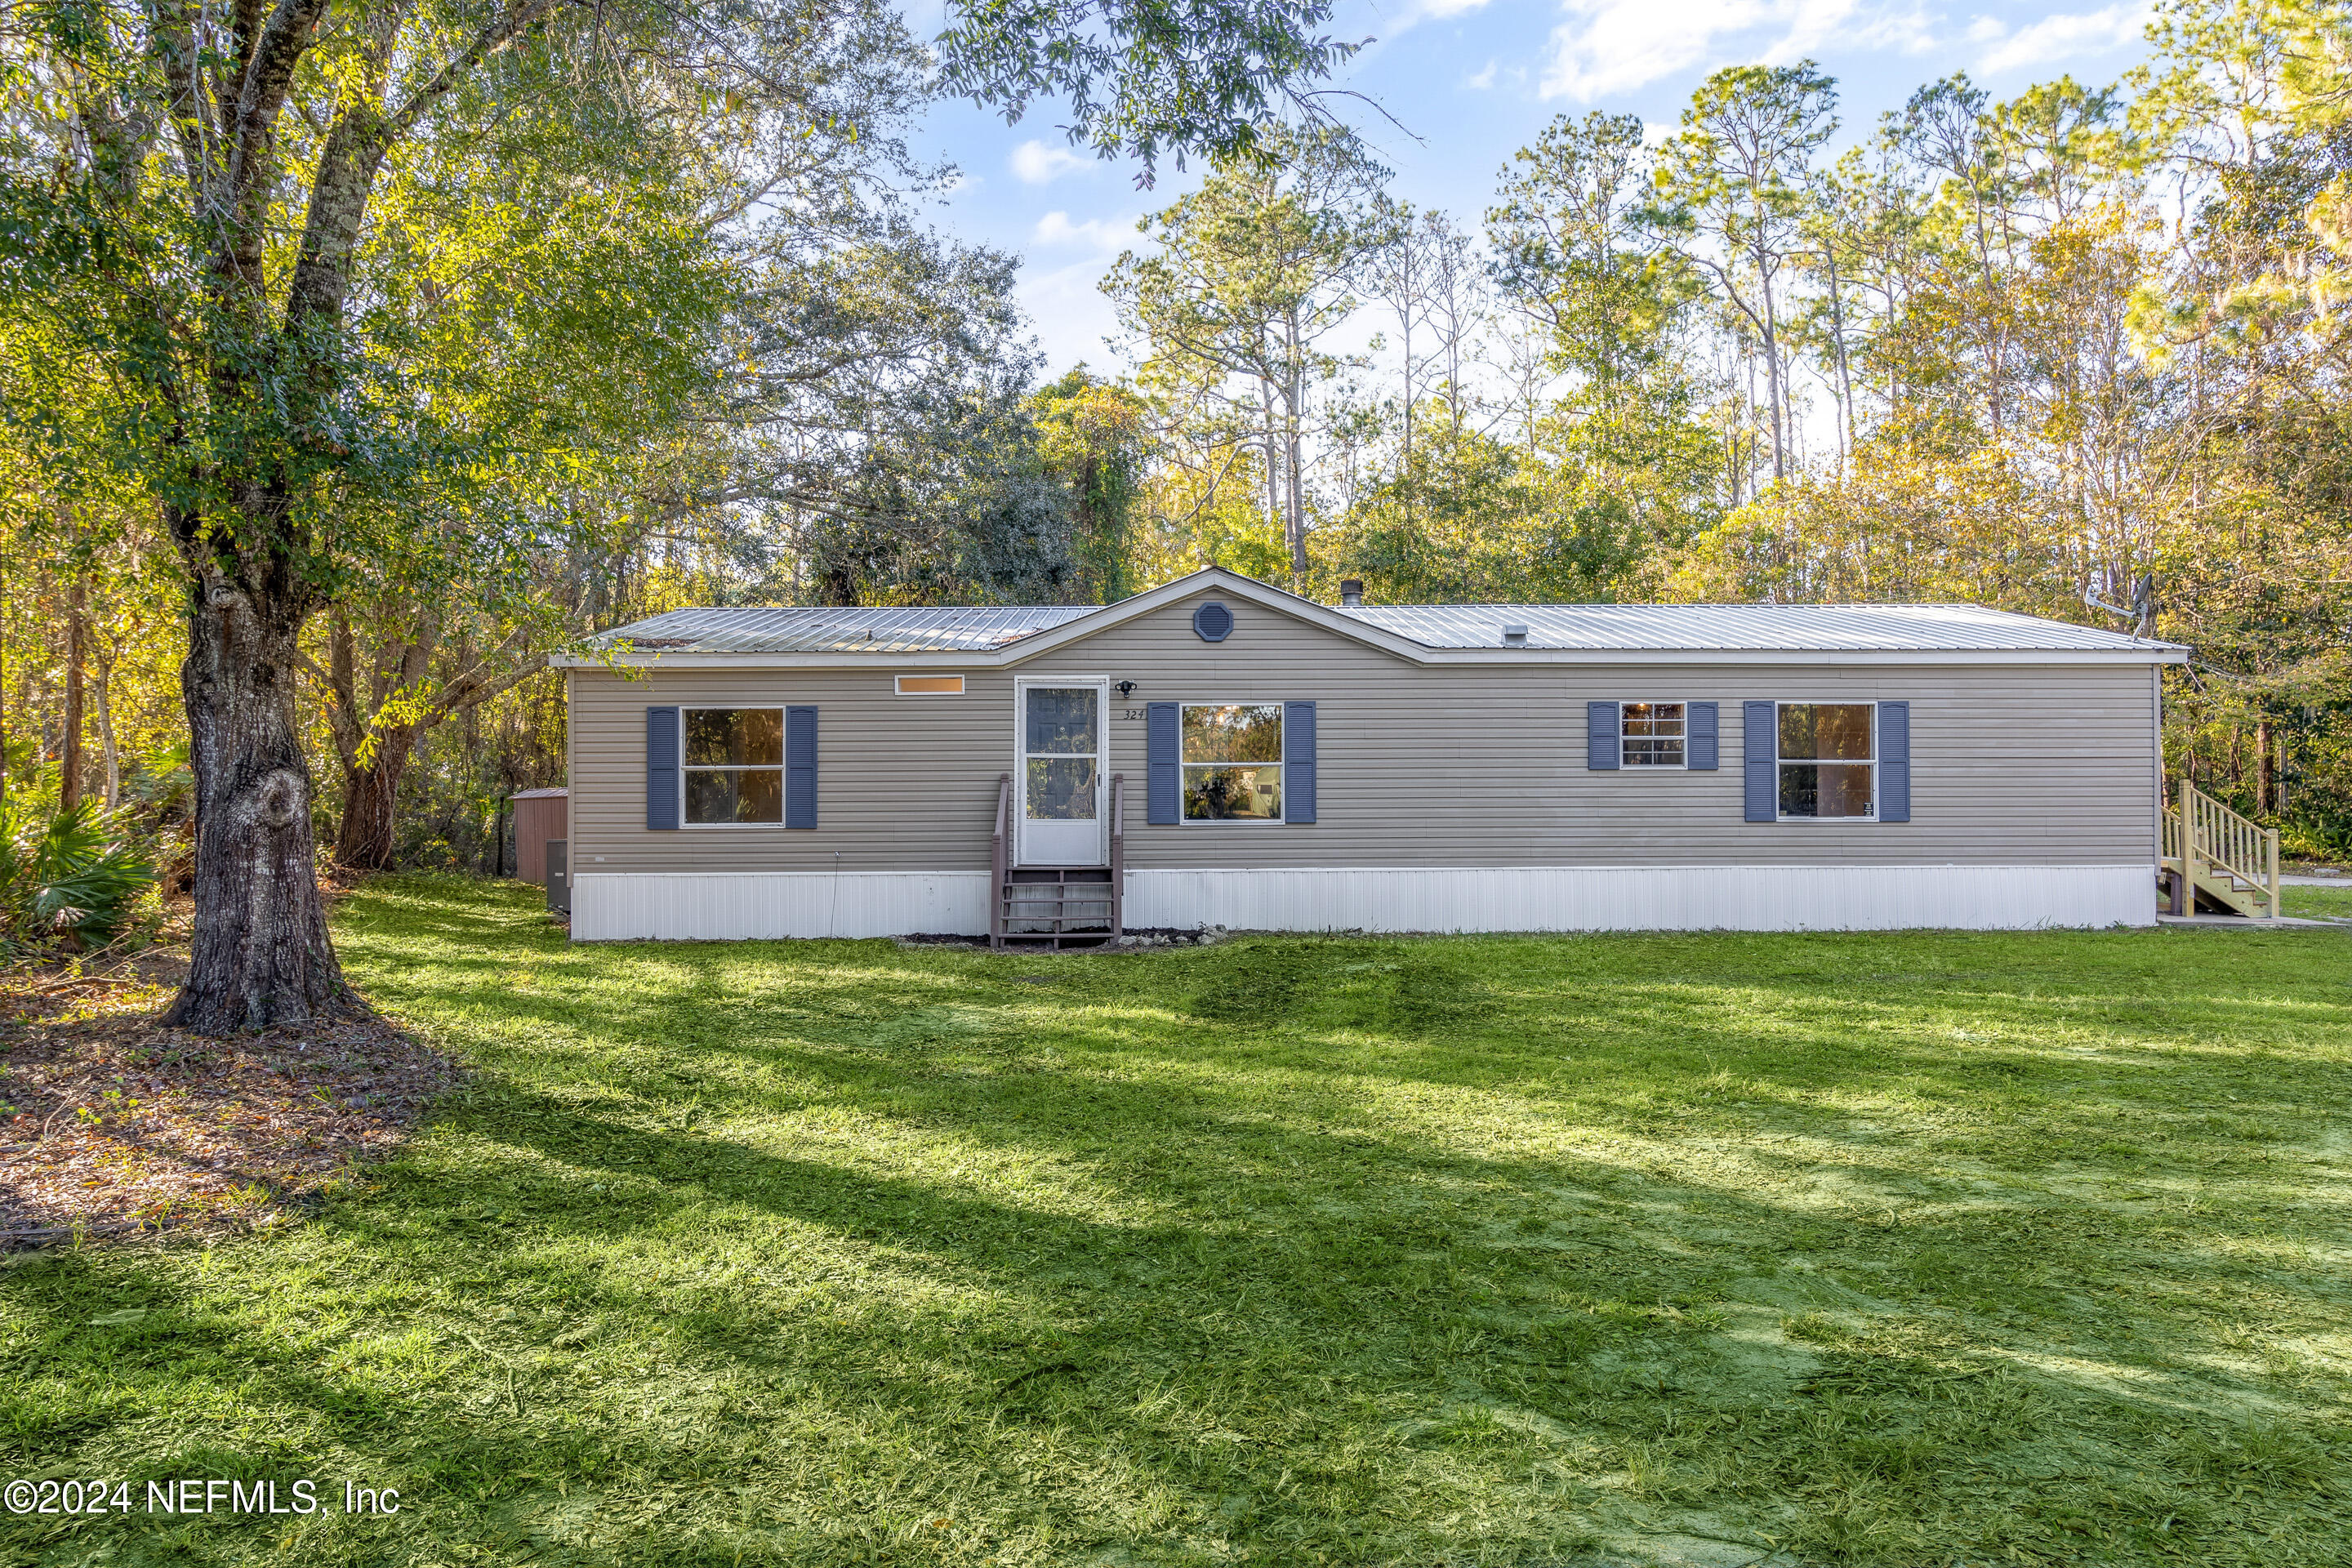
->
xmin=4 ymin=879 xmax=2349 ymax=1567
xmin=2285 ymin=881 xmax=2352 ymax=921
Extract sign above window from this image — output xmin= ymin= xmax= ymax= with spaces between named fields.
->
xmin=896 ymin=675 xmax=964 ymax=695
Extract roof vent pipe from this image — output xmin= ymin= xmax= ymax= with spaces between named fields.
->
xmin=1339 ymin=578 xmax=1364 ymax=608
xmin=1501 ymin=624 xmax=1529 ymax=645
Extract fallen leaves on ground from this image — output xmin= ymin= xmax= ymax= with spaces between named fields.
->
xmin=1 ymin=948 xmax=460 ymax=1248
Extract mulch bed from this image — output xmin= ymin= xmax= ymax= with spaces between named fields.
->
xmin=0 ymin=948 xmax=461 ymax=1250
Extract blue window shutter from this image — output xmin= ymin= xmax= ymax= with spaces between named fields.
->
xmin=785 ymin=706 xmax=818 ymax=829
xmin=646 ymin=706 xmax=679 ymax=831
xmin=1147 ymin=702 xmax=1180 ymax=824
xmin=1743 ymin=701 xmax=1776 ymax=822
xmin=1878 ymin=701 xmax=1910 ymax=822
xmin=1285 ymin=702 xmax=1316 ymax=822
xmin=1688 ymin=702 xmax=1719 ymax=770
xmin=1587 ymin=702 xmax=1620 ymax=770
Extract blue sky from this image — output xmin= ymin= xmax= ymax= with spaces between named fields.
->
xmin=902 ymin=0 xmax=2158 ymax=377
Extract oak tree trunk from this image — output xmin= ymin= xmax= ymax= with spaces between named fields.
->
xmin=163 ymin=568 xmax=351 ymax=1032
xmin=333 ymin=728 xmax=416 ymax=871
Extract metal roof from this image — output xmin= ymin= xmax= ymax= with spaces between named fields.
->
xmin=1339 ymin=602 xmax=2172 ymax=653
xmin=509 ymin=786 xmax=569 ymax=800
xmin=595 ymin=605 xmax=1094 ymax=654
xmin=592 ymin=595 xmax=2177 ymax=657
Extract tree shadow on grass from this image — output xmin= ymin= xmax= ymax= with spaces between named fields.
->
xmin=12 ymin=880 xmax=2338 ymax=1563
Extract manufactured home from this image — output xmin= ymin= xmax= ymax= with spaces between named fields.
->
xmin=552 ymin=566 xmax=2186 ymax=943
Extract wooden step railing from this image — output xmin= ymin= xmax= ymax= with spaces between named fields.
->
xmin=989 ymin=771 xmax=1125 ymax=948
xmin=1108 ymin=772 xmax=1125 ymax=939
xmin=989 ymin=773 xmax=1011 ymax=947
xmin=2164 ymin=779 xmax=2281 ymax=919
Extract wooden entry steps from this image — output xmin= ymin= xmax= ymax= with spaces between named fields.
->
xmin=990 ymin=773 xmax=1126 ymax=949
xmin=2163 ymin=779 xmax=2282 ymax=919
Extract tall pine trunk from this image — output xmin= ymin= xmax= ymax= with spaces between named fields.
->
xmin=2256 ymin=717 xmax=2274 ymax=816
xmin=62 ymin=580 xmax=86 ymax=812
xmin=163 ymin=563 xmax=350 ymax=1032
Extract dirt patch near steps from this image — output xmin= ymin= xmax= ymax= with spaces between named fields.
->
xmin=0 ymin=953 xmax=461 ymax=1250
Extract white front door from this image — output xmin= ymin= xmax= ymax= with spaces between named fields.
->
xmin=1017 ymin=680 xmax=1106 ymax=866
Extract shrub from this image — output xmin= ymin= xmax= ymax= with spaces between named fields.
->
xmin=0 ymin=800 xmax=158 ymax=953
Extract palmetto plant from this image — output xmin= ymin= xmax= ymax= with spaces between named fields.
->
xmin=0 ymin=800 xmax=155 ymax=953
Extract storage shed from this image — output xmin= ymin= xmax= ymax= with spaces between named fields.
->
xmin=510 ymin=787 xmax=569 ymax=887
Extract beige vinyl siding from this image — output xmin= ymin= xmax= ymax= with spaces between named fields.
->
xmin=566 ymin=590 xmax=2157 ymax=874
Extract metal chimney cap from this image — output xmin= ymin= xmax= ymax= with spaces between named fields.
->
xmin=1339 ymin=578 xmax=1365 ymax=608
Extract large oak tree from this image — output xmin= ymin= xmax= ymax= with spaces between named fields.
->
xmin=2 ymin=0 xmax=1355 ymax=1031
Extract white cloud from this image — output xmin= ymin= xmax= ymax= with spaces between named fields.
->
xmin=1018 ymin=257 xmax=1130 ymax=375
xmin=1972 ymin=3 xmax=2149 ymax=75
xmin=1031 ymin=211 xmax=1135 ymax=253
xmin=1539 ymin=0 xmax=1929 ymax=101
xmin=1379 ymin=0 xmax=1494 ymax=41
xmin=1011 ymin=139 xmax=1092 ymax=185
xmin=1465 ymin=58 xmax=1499 ymax=90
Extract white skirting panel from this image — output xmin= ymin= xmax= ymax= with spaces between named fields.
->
xmin=571 ymin=871 xmax=989 ymax=941
xmin=571 ymin=864 xmax=2154 ymax=940
xmin=1126 ymin=864 xmax=2154 ymax=933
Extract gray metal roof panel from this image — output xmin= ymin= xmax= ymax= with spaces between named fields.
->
xmin=1338 ymin=602 xmax=2177 ymax=653
xmin=593 ymin=598 xmax=2180 ymax=656
xmin=595 ymin=604 xmax=1095 ymax=654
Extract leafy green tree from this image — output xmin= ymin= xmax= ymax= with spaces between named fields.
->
xmin=1487 ymin=111 xmax=1720 ymax=571
xmin=1646 ymin=64 xmax=1840 ymax=489
xmin=1107 ymin=127 xmax=1386 ymax=586
xmin=933 ymin=0 xmax=1363 ymax=177
xmin=1031 ymin=368 xmax=1154 ymax=603
xmin=2 ymin=0 xmax=1362 ymax=1031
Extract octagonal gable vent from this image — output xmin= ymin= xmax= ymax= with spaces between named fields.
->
xmin=1192 ymin=601 xmax=1235 ymax=642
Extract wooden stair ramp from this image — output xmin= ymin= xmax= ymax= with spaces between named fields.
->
xmin=2163 ymin=780 xmax=2282 ymax=919
xmin=989 ymin=773 xmax=1125 ymax=951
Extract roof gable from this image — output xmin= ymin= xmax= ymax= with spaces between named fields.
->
xmin=996 ymin=568 xmax=1428 ymax=665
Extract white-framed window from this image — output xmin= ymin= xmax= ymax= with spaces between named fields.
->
xmin=682 ymin=706 xmax=784 ymax=825
xmin=1778 ymin=702 xmax=1875 ymax=819
xmin=1181 ymin=703 xmax=1283 ymax=821
xmin=1621 ymin=702 xmax=1686 ymax=767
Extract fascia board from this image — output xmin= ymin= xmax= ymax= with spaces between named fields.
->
xmin=558 ymin=645 xmax=2185 ymax=670
xmin=554 ymin=651 xmax=1011 ymax=670
xmin=1410 ymin=647 xmax=2189 ymax=666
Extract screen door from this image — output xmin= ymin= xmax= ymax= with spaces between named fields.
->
xmin=1018 ymin=682 xmax=1105 ymax=865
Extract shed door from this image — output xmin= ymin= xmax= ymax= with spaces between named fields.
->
xmin=1018 ymin=680 xmax=1106 ymax=866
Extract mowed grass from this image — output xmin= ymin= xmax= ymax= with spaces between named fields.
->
xmin=2285 ymin=881 xmax=2352 ymax=921
xmin=3 ymin=879 xmax=2349 ymax=1567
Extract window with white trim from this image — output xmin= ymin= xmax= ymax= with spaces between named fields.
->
xmin=1181 ymin=703 xmax=1283 ymax=820
xmin=1778 ymin=702 xmax=1874 ymax=818
xmin=683 ymin=707 xmax=783 ymax=824
xmin=1621 ymin=702 xmax=1686 ymax=767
